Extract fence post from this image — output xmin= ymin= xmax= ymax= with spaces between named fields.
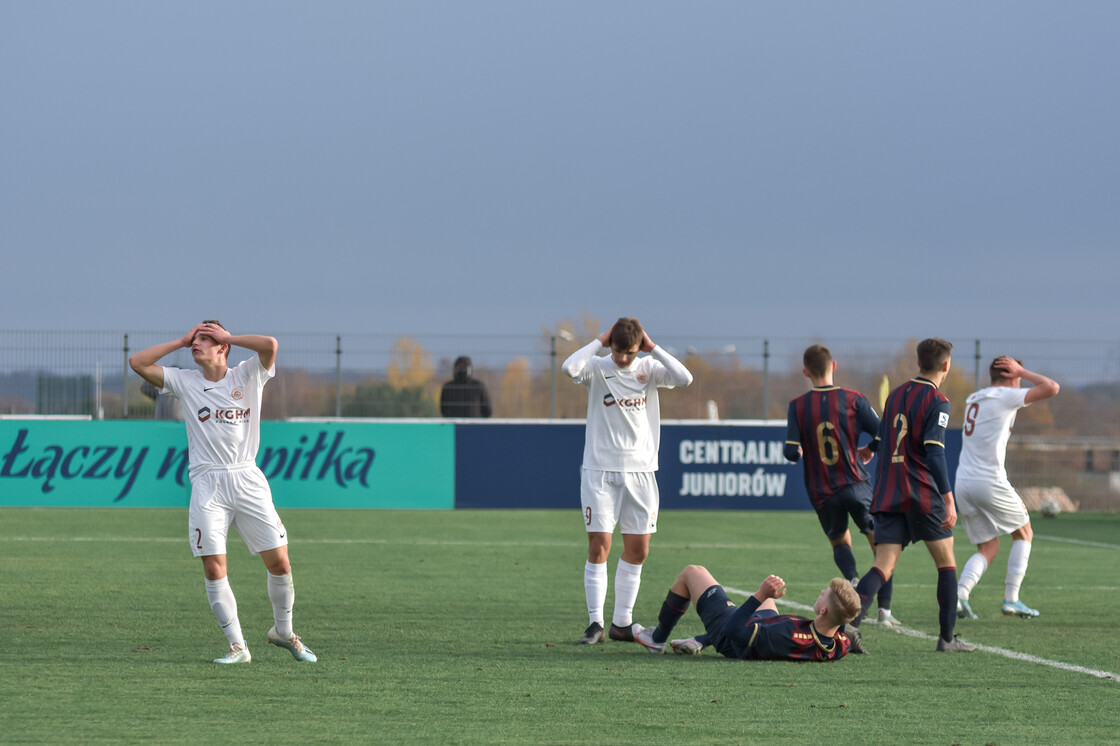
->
xmin=335 ymin=335 xmax=342 ymax=418
xmin=123 ymin=333 xmax=129 ymax=419
xmin=550 ymin=335 xmax=557 ymax=419
xmin=974 ymin=338 xmax=982 ymax=391
xmin=762 ymin=339 xmax=770 ymax=419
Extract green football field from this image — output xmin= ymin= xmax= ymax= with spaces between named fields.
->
xmin=2 ymin=507 xmax=1117 ymax=745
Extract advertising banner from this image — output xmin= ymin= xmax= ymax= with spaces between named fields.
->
xmin=1 ymin=420 xmax=956 ymax=511
xmin=0 ymin=421 xmax=454 ymax=509
xmin=453 ymin=421 xmax=960 ymax=511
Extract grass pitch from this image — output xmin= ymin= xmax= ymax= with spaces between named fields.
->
xmin=1 ymin=507 xmax=1117 ymax=745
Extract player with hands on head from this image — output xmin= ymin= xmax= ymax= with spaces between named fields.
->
xmin=785 ymin=344 xmax=899 ymax=627
xmin=562 ymin=317 xmax=693 ymax=645
xmin=129 ymin=321 xmax=316 ymax=664
xmin=955 ymin=356 xmax=1060 ymax=620
xmin=633 ymin=565 xmax=861 ymax=661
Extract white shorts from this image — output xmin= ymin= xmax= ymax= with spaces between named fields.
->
xmin=580 ymin=469 xmax=659 ymax=535
xmin=187 ymin=465 xmax=287 ymax=558
xmin=955 ymin=476 xmax=1030 ymax=545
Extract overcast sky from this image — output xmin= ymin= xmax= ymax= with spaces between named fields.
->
xmin=2 ymin=2 xmax=1117 ymax=342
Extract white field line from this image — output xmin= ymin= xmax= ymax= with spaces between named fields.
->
xmin=4 ymin=536 xmax=804 ymax=550
xmin=1034 ymin=533 xmax=1120 ymax=550
xmin=724 ymin=585 xmax=1120 ymax=682
xmin=10 ymin=533 xmax=1116 ymax=551
xmin=10 ymin=535 xmax=1120 ymax=593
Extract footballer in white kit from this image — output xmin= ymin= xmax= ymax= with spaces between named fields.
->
xmin=562 ymin=318 xmax=693 ymax=645
xmin=954 ymin=356 xmax=1060 ymax=620
xmin=130 ymin=321 xmax=317 ymax=664
xmin=162 ymin=356 xmax=283 ymax=559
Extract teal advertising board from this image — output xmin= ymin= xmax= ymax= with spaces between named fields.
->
xmin=0 ymin=421 xmax=454 ymax=509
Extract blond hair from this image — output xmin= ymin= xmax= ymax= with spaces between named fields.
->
xmin=827 ymin=578 xmax=862 ymax=626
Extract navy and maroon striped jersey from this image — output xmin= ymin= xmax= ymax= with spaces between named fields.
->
xmin=785 ymin=387 xmax=880 ymax=509
xmin=871 ymin=377 xmax=951 ymax=514
xmin=723 ymin=598 xmax=850 ymax=661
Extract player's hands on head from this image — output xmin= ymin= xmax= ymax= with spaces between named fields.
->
xmin=198 ymin=323 xmax=231 ymax=345
xmin=180 ymin=324 xmax=203 ymax=348
xmin=597 ymin=328 xmax=613 ymax=347
xmin=640 ymin=331 xmax=655 ymax=353
xmin=995 ymin=355 xmax=1024 ymax=378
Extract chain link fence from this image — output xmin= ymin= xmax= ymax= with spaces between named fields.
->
xmin=3 ymin=330 xmax=1119 ymax=509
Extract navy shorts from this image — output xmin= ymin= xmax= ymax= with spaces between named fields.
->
xmin=873 ymin=510 xmax=952 ymax=546
xmin=695 ymin=585 xmax=777 ymax=657
xmin=816 ymin=481 xmax=874 ymax=541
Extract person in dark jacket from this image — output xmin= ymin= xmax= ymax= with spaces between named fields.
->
xmin=440 ymin=356 xmax=492 ymax=418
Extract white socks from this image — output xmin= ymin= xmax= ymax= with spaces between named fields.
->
xmin=585 ymin=561 xmax=608 ymax=626
xmin=612 ymin=559 xmax=644 ymax=628
xmin=957 ymin=541 xmax=1032 ymax=603
xmin=207 ymin=572 xmax=297 ymax=646
xmin=584 ymin=559 xmax=646 ymax=628
xmin=957 ymin=553 xmax=989 ymax=600
xmin=1005 ymin=540 xmax=1032 ymax=603
xmin=205 ymin=577 xmax=245 ymax=647
xmin=267 ymin=571 xmax=296 ymax=638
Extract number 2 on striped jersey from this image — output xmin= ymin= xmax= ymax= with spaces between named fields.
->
xmin=891 ymin=413 xmax=909 ymax=463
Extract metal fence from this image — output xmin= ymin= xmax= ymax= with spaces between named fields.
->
xmin=3 ymin=330 xmax=1119 ymax=509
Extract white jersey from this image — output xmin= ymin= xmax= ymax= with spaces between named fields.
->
xmin=161 ymin=357 xmax=274 ymax=481
xmin=563 ymin=340 xmax=692 ymax=472
xmin=955 ymin=385 xmax=1030 ymax=483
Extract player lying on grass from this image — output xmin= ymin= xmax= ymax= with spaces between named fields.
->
xmin=633 ymin=565 xmax=861 ymax=661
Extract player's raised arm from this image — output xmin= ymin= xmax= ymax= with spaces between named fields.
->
xmin=995 ymin=356 xmax=1060 ymax=404
xmin=561 ymin=335 xmax=605 ymax=379
xmin=128 ymin=325 xmax=201 ymax=389
xmin=646 ymin=330 xmax=693 ymax=387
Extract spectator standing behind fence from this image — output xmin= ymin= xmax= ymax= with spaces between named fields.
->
xmin=562 ymin=317 xmax=693 ymax=646
xmin=440 ymin=356 xmax=492 ymax=418
xmin=954 ymin=356 xmax=1060 ymax=620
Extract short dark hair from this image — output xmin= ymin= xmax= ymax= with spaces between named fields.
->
xmin=803 ymin=344 xmax=832 ymax=378
xmin=609 ymin=317 xmax=643 ymax=350
xmin=917 ymin=338 xmax=953 ymax=374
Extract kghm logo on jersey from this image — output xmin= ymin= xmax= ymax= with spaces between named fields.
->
xmin=602 ymin=393 xmax=647 ymax=411
xmin=197 ymin=406 xmax=211 ymax=422
xmin=214 ymin=407 xmax=252 ymax=422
